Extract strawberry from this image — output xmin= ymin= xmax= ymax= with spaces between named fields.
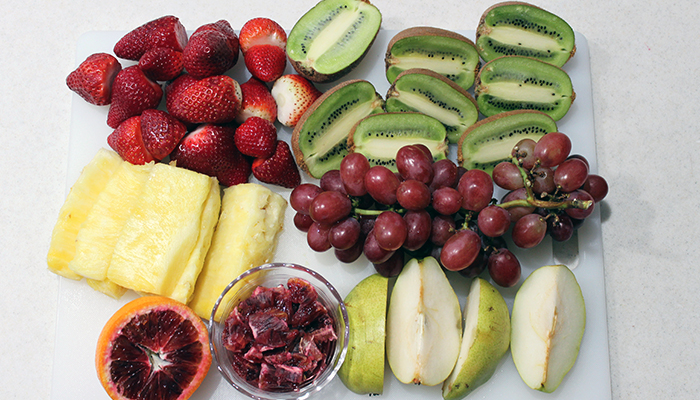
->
xmin=138 ymin=47 xmax=184 ymax=81
xmin=252 ymin=140 xmax=301 ymax=189
xmin=114 ymin=15 xmax=188 ymax=61
xmin=236 ymin=77 xmax=277 ymax=124
xmin=244 ymin=44 xmax=287 ymax=82
xmin=234 ymin=117 xmax=278 ymax=159
xmin=271 ymin=74 xmax=322 ymax=127
xmin=107 ymin=116 xmax=155 ymax=165
xmin=166 ymin=74 xmax=242 ymax=124
xmin=171 ymin=124 xmax=251 ymax=186
xmin=184 ymin=20 xmax=240 ymax=79
xmin=239 ymin=18 xmax=287 ymax=54
xmin=140 ymin=109 xmax=187 ymax=160
xmin=107 ymin=65 xmax=163 ymax=129
xmin=66 ymin=53 xmax=122 ymax=105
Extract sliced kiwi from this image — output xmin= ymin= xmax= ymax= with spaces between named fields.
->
xmin=292 ymin=79 xmax=384 ymax=178
xmin=385 ymin=68 xmax=479 ymax=144
xmin=476 ymin=2 xmax=576 ymax=67
xmin=385 ymin=27 xmax=480 ymax=91
xmin=458 ymin=110 xmax=556 ymax=173
xmin=287 ymin=0 xmax=382 ymax=83
xmin=475 ymin=55 xmax=575 ymax=120
xmin=348 ymin=112 xmax=448 ymax=171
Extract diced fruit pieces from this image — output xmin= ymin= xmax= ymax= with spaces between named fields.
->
xmin=106 ymin=65 xmax=163 ymax=129
xmin=113 ymin=15 xmax=188 ymax=61
xmin=271 ymin=74 xmax=322 ymax=127
xmin=236 ymin=77 xmax=277 ymax=124
xmin=107 ymin=116 xmax=155 ymax=165
xmin=184 ymin=20 xmax=240 ymax=79
xmin=138 ymin=47 xmax=184 ymax=81
xmin=166 ymin=74 xmax=242 ymax=124
xmin=251 ymin=140 xmax=302 ymax=189
xmin=235 ymin=116 xmax=278 ymax=159
xmin=66 ymin=53 xmax=122 ymax=105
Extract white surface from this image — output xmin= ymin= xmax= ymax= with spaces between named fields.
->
xmin=51 ymin=29 xmax=609 ymax=399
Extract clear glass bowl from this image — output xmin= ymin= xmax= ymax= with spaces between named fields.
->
xmin=208 ymin=262 xmax=349 ymax=400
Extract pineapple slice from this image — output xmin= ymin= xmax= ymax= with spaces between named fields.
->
xmin=189 ymin=183 xmax=287 ymax=321
xmin=47 ymin=148 xmax=123 ymax=280
xmin=86 ymin=278 xmax=128 ymax=299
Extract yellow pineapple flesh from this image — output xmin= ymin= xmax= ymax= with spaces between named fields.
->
xmin=86 ymin=278 xmax=128 ymax=299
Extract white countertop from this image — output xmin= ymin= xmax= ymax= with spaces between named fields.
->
xmin=1 ymin=0 xmax=699 ymax=399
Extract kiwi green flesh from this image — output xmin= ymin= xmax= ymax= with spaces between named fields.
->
xmin=386 ymin=71 xmax=478 ymax=144
xmin=294 ymin=80 xmax=384 ymax=178
xmin=350 ymin=112 xmax=448 ymax=172
xmin=386 ymin=35 xmax=480 ymax=90
xmin=477 ymin=3 xmax=575 ymax=67
xmin=459 ymin=110 xmax=556 ymax=174
xmin=287 ymin=0 xmax=381 ymax=78
xmin=476 ymin=56 xmax=573 ymax=121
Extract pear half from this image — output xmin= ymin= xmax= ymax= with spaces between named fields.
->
xmin=338 ymin=273 xmax=389 ymax=395
xmin=386 ymin=256 xmax=462 ymax=386
xmin=510 ymin=264 xmax=586 ymax=393
xmin=442 ymin=277 xmax=510 ymax=399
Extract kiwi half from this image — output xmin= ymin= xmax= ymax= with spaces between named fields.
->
xmin=348 ymin=112 xmax=448 ymax=171
xmin=287 ymin=0 xmax=382 ymax=83
xmin=385 ymin=68 xmax=479 ymax=144
xmin=476 ymin=1 xmax=576 ymax=67
xmin=292 ymin=79 xmax=384 ymax=178
xmin=475 ymin=55 xmax=574 ymax=120
xmin=385 ymin=27 xmax=481 ymax=91
xmin=458 ymin=110 xmax=556 ymax=173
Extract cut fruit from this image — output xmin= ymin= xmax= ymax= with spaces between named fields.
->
xmin=458 ymin=110 xmax=556 ymax=173
xmin=385 ymin=68 xmax=479 ymax=144
xmin=475 ymin=55 xmax=575 ymax=121
xmin=348 ymin=112 xmax=448 ymax=172
xmin=96 ymin=296 xmax=211 ymax=400
xmin=292 ymin=79 xmax=384 ymax=178
xmin=476 ymin=1 xmax=576 ymax=67
xmin=86 ymin=278 xmax=128 ymax=299
xmin=385 ymin=27 xmax=481 ymax=91
xmin=287 ymin=0 xmax=382 ymax=82
xmin=511 ymin=264 xmax=586 ymax=393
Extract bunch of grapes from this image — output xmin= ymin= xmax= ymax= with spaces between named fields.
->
xmin=289 ymin=132 xmax=608 ymax=287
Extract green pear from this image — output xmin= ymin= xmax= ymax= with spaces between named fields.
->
xmin=338 ymin=273 xmax=389 ymax=395
xmin=442 ymin=277 xmax=510 ymax=400
xmin=510 ymin=264 xmax=586 ymax=393
xmin=386 ymin=256 xmax=462 ymax=386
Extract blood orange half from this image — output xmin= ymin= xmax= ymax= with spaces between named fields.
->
xmin=95 ymin=296 xmax=212 ymax=400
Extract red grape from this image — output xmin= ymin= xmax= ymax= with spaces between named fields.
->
xmin=373 ymin=250 xmax=405 ymax=277
xmin=374 ymin=211 xmax=408 ymax=251
xmin=431 ymin=187 xmax=463 ymax=215
xmin=290 ymin=183 xmax=322 ymax=215
xmin=583 ymin=174 xmax=608 ymax=202
xmin=396 ymin=179 xmax=431 ymax=210
xmin=501 ymin=188 xmax=535 ymax=221
xmin=477 ymin=205 xmax=511 ymax=237
xmin=457 ymin=248 xmax=488 ymax=279
xmin=430 ymin=214 xmax=456 ymax=246
xmin=492 ymin=161 xmax=524 ymax=190
xmin=340 ymin=152 xmax=370 ymax=196
xmin=458 ymin=169 xmax=494 ymax=212
xmin=403 ymin=209 xmax=432 ymax=251
xmin=534 ymin=132 xmax=571 ymax=167
xmin=320 ymin=169 xmax=347 ymax=194
xmin=564 ymin=190 xmax=595 ymax=219
xmin=309 ymin=191 xmax=352 ymax=225
xmin=335 ymin=238 xmax=364 ymax=263
xmin=293 ymin=212 xmax=314 ymax=232
xmin=487 ymin=248 xmax=521 ymax=287
xmin=440 ymin=229 xmax=482 ymax=271
xmin=531 ymin=166 xmax=555 ymax=194
xmin=307 ymin=222 xmax=331 ymax=252
xmin=364 ymin=230 xmax=394 ymax=263
xmin=329 ymin=217 xmax=361 ymax=250
xmin=554 ymin=158 xmax=589 ymax=192
xmin=430 ymin=159 xmax=459 ymax=190
xmin=513 ymin=138 xmax=537 ymax=169
xmin=511 ymin=213 xmax=547 ymax=248
xmin=548 ymin=213 xmax=574 ymax=242
xmin=364 ymin=165 xmax=400 ymax=205
xmin=396 ymin=145 xmax=433 ymax=184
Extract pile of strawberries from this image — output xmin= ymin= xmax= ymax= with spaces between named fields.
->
xmin=66 ymin=15 xmax=324 ymax=189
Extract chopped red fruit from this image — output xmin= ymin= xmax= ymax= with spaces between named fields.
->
xmin=244 ymin=44 xmax=287 ymax=83
xmin=234 ymin=116 xmax=278 ymax=159
xmin=107 ymin=116 xmax=154 ymax=165
xmin=271 ymin=74 xmax=322 ymax=127
xmin=106 ymin=66 xmax=162 ymax=129
xmin=239 ymin=17 xmax=287 ymax=54
xmin=251 ymin=140 xmax=302 ymax=189
xmin=236 ymin=77 xmax=277 ymax=124
xmin=166 ymin=74 xmax=242 ymax=124
xmin=184 ymin=20 xmax=240 ymax=79
xmin=114 ymin=15 xmax=188 ymax=61
xmin=138 ymin=47 xmax=184 ymax=81
xmin=139 ymin=109 xmax=187 ymax=160
xmin=66 ymin=53 xmax=122 ymax=106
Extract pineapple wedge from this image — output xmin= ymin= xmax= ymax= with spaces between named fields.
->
xmin=47 ymin=148 xmax=123 ymax=280
xmin=86 ymin=278 xmax=128 ymax=299
xmin=189 ymin=183 xmax=287 ymax=321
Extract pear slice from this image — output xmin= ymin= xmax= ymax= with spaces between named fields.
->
xmin=338 ymin=273 xmax=389 ymax=395
xmin=386 ymin=256 xmax=462 ymax=386
xmin=510 ymin=264 xmax=586 ymax=393
xmin=442 ymin=277 xmax=510 ymax=399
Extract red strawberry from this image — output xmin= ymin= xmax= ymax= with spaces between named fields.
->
xmin=239 ymin=18 xmax=287 ymax=54
xmin=244 ymin=44 xmax=287 ymax=82
xmin=171 ymin=124 xmax=250 ymax=186
xmin=138 ymin=47 xmax=184 ymax=81
xmin=140 ymin=109 xmax=187 ymax=160
xmin=236 ymin=77 xmax=277 ymax=124
xmin=114 ymin=15 xmax=188 ymax=61
xmin=252 ymin=140 xmax=301 ymax=189
xmin=107 ymin=116 xmax=155 ymax=165
xmin=66 ymin=53 xmax=122 ymax=105
xmin=271 ymin=74 xmax=322 ymax=127
xmin=234 ymin=117 xmax=278 ymax=158
xmin=184 ymin=20 xmax=240 ymax=79
xmin=107 ymin=66 xmax=163 ymax=128
xmin=166 ymin=74 xmax=242 ymax=124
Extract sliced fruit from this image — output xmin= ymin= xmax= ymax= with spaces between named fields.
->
xmin=385 ymin=27 xmax=480 ymax=91
xmin=183 ymin=20 xmax=239 ymax=79
xmin=386 ymin=256 xmax=462 ymax=386
xmin=166 ymin=74 xmax=242 ymax=125
xmin=113 ymin=15 xmax=188 ymax=61
xmin=291 ymin=79 xmax=384 ymax=178
xmin=338 ymin=273 xmax=388 ymax=395
xmin=511 ymin=264 xmax=586 ymax=393
xmin=96 ymin=296 xmax=211 ymax=400
xmin=66 ymin=52 xmax=122 ymax=106
xmin=47 ymin=148 xmax=123 ymax=280
xmin=476 ymin=2 xmax=576 ymax=67
xmin=475 ymin=55 xmax=575 ymax=120
xmin=271 ymin=74 xmax=322 ymax=127
xmin=106 ymin=66 xmax=163 ymax=129
xmin=251 ymin=140 xmax=302 ymax=189
xmin=442 ymin=278 xmax=510 ymax=399
xmin=385 ymin=68 xmax=478 ymax=144
xmin=348 ymin=112 xmax=448 ymax=172
xmin=86 ymin=278 xmax=128 ymax=300
xmin=287 ymin=0 xmax=382 ymax=82
xmin=458 ymin=110 xmax=556 ymax=173
xmin=188 ymin=183 xmax=287 ymax=321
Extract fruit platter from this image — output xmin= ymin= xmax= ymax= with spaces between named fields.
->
xmin=51 ymin=2 xmax=611 ymax=399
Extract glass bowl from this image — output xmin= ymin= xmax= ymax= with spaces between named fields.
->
xmin=208 ymin=262 xmax=349 ymax=400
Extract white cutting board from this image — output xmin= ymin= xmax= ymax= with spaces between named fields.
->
xmin=52 ymin=29 xmax=611 ymax=399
